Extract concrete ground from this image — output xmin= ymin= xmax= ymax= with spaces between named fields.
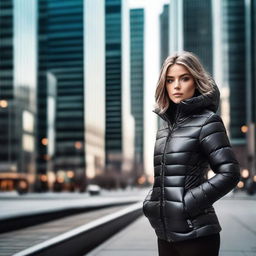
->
xmin=0 ymin=188 xmax=147 ymax=219
xmin=1 ymin=189 xmax=255 ymax=255
xmin=88 ymin=193 xmax=256 ymax=256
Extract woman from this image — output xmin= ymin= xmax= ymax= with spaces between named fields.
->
xmin=142 ymin=51 xmax=241 ymax=256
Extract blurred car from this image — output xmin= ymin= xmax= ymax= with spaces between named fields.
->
xmin=87 ymin=184 xmax=101 ymax=195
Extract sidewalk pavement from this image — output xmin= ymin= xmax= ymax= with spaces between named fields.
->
xmin=0 ymin=188 xmax=148 ymax=220
xmin=0 ymin=189 xmax=254 ymax=220
xmin=88 ymin=196 xmax=256 ymax=256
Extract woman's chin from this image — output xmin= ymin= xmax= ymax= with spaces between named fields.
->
xmin=171 ymin=98 xmax=182 ymax=104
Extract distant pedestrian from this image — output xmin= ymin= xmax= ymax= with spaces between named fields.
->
xmin=142 ymin=51 xmax=241 ymax=256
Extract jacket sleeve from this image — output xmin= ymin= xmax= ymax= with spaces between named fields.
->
xmin=184 ymin=113 xmax=241 ymax=218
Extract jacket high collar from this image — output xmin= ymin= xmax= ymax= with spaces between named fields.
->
xmin=153 ymin=81 xmax=220 ymax=125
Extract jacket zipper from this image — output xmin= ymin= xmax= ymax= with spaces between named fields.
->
xmin=160 ymin=108 xmax=180 ymax=241
xmin=160 ymin=131 xmax=171 ymax=240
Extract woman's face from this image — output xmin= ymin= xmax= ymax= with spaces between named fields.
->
xmin=165 ymin=64 xmax=196 ymax=104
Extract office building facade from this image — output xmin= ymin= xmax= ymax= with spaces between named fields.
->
xmin=0 ymin=0 xmax=37 ymax=188
xmin=183 ymin=0 xmax=213 ymax=75
xmin=221 ymin=0 xmax=246 ymax=146
xmin=37 ymin=0 xmax=86 ymax=191
xmin=84 ymin=0 xmax=106 ymax=180
xmin=130 ymin=8 xmax=144 ymax=183
xmin=160 ymin=4 xmax=169 ymax=65
xmin=105 ymin=0 xmax=134 ymax=179
xmin=245 ymin=0 xmax=256 ymax=177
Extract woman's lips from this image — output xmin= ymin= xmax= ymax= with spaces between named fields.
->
xmin=173 ymin=93 xmax=183 ymax=96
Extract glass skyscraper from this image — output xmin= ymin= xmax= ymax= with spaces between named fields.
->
xmin=105 ymin=0 xmax=135 ymax=179
xmin=245 ymin=0 xmax=256 ymax=179
xmin=183 ymin=0 xmax=213 ymax=75
xmin=130 ymin=8 xmax=144 ymax=183
xmin=222 ymin=0 xmax=246 ymax=145
xmin=37 ymin=0 xmax=86 ymax=191
xmin=37 ymin=0 xmax=48 ymax=189
xmin=0 ymin=0 xmax=15 ymax=172
xmin=105 ymin=0 xmax=123 ymax=171
xmin=160 ymin=4 xmax=169 ymax=65
xmin=84 ymin=0 xmax=106 ymax=181
xmin=0 ymin=0 xmax=37 ymax=185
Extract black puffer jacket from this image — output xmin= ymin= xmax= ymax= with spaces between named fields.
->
xmin=143 ymin=82 xmax=241 ymax=242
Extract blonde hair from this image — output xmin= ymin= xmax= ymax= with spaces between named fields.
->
xmin=154 ymin=51 xmax=214 ymax=114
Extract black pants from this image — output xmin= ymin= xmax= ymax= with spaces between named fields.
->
xmin=157 ymin=233 xmax=220 ymax=256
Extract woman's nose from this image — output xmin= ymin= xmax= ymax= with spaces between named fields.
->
xmin=174 ymin=80 xmax=181 ymax=88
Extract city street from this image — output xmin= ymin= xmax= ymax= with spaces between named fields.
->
xmin=1 ymin=0 xmax=256 ymax=255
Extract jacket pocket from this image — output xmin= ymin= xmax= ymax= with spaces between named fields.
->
xmin=182 ymin=202 xmax=195 ymax=230
xmin=183 ymin=200 xmax=191 ymax=218
xmin=203 ymin=206 xmax=215 ymax=215
xmin=183 ymin=190 xmax=206 ymax=219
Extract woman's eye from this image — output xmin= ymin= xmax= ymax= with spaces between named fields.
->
xmin=166 ymin=79 xmax=173 ymax=83
xmin=182 ymin=77 xmax=190 ymax=81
